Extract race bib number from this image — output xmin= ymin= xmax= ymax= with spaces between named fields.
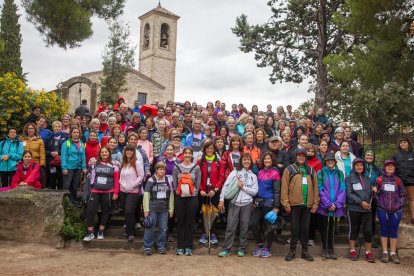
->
xmin=353 ymin=183 xmax=363 ymax=191
xmin=302 ymin=176 xmax=308 ymax=185
xmin=157 ymin=191 xmax=167 ymax=199
xmin=384 ymin=184 xmax=395 ymax=192
xmin=97 ymin=177 xmax=107 ymax=185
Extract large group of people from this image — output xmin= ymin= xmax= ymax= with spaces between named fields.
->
xmin=0 ymin=97 xmax=412 ymax=264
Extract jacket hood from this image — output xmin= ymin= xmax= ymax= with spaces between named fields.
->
xmin=350 ymin=158 xmax=365 ymax=174
xmin=382 ymin=160 xmax=396 ymax=178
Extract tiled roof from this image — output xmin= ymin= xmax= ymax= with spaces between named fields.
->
xmin=81 ymin=68 xmax=166 ymax=89
xmin=139 ymin=4 xmax=180 ymax=20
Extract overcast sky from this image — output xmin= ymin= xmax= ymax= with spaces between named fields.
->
xmin=14 ymin=0 xmax=311 ymax=110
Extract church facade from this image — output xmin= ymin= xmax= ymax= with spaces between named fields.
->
xmin=58 ymin=4 xmax=179 ymax=114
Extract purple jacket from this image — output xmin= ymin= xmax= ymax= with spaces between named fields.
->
xmin=375 ymin=173 xmax=406 ymax=213
xmin=316 ymin=167 xmax=346 ymax=217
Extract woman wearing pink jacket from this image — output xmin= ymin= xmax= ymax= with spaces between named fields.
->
xmin=119 ymin=144 xmax=145 ymax=242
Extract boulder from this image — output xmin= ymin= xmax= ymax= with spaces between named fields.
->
xmin=0 ymin=186 xmax=68 ymax=247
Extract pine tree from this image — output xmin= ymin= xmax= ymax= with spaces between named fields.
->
xmin=99 ymin=21 xmax=135 ymax=105
xmin=0 ymin=0 xmax=23 ymax=80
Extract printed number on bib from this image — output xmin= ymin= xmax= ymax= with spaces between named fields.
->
xmin=353 ymin=183 xmax=363 ymax=191
xmin=97 ymin=177 xmax=107 ymax=185
xmin=157 ymin=191 xmax=167 ymax=199
xmin=384 ymin=184 xmax=395 ymax=192
xmin=302 ymin=176 xmax=308 ymax=185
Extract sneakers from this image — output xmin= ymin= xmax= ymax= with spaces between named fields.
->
xmin=199 ymin=234 xmax=208 ymax=244
xmin=83 ymin=232 xmax=95 ymax=242
xmin=218 ymin=250 xmax=230 ymax=257
xmin=260 ymin=248 xmax=272 ymax=258
xmin=119 ymin=232 xmax=128 ymax=239
xmin=252 ymin=246 xmax=264 ymax=257
xmin=348 ymin=250 xmax=357 ymax=261
xmin=390 ymin=253 xmax=400 ymax=264
xmin=237 ymin=250 xmax=245 ymax=257
xmin=128 ymin=235 xmax=135 ymax=243
xmin=158 ymin=248 xmax=166 ymax=254
xmin=381 ymin=252 xmax=389 ymax=263
xmin=322 ymin=250 xmax=330 ymax=260
xmin=167 ymin=235 xmax=175 ymax=242
xmin=135 ymin=223 xmax=142 ymax=229
xmin=308 ymin=239 xmax=315 ymax=246
xmin=329 ymin=249 xmax=337 ymax=260
xmin=176 ymin=249 xmax=185 ymax=255
xmin=185 ymin=248 xmax=193 ymax=256
xmin=144 ymin=248 xmax=152 ymax=256
xmin=365 ymin=252 xmax=375 ymax=263
xmin=211 ymin=234 xmax=219 ymax=245
xmin=301 ymin=251 xmax=314 ymax=261
xmin=285 ymin=250 xmax=296 ymax=261
xmin=97 ymin=231 xmax=104 ymax=240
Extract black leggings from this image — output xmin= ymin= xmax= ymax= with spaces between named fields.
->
xmin=319 ymin=214 xmax=336 ymax=251
xmin=175 ymin=196 xmax=198 ymax=249
xmin=0 ymin=171 xmax=15 ymax=187
xmin=347 ymin=210 xmax=372 ymax=243
xmin=250 ymin=205 xmax=274 ymax=248
xmin=87 ymin=192 xmax=113 ymax=228
xmin=119 ymin=192 xmax=139 ymax=236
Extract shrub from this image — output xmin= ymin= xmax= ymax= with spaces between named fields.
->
xmin=0 ymin=72 xmax=68 ymax=136
xmin=60 ymin=197 xmax=87 ymax=241
xmin=364 ymin=143 xmax=396 ymax=168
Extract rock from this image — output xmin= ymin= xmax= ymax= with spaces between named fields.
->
xmin=398 ymin=223 xmax=414 ymax=249
xmin=0 ymin=186 xmax=68 ymax=247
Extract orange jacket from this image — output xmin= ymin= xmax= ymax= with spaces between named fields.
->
xmin=243 ymin=145 xmax=261 ymax=164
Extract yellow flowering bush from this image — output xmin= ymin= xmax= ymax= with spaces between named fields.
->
xmin=0 ymin=73 xmax=68 ymax=136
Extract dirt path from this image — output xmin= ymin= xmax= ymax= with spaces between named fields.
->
xmin=0 ymin=242 xmax=413 ymax=276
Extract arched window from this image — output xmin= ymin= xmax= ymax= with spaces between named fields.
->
xmin=160 ymin=23 xmax=169 ymax=49
xmin=143 ymin=23 xmax=150 ymax=50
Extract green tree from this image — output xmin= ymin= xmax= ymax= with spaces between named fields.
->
xmin=21 ymin=0 xmax=125 ymax=49
xmin=0 ymin=0 xmax=23 ymax=79
xmin=325 ymin=0 xmax=414 ymax=132
xmin=232 ymin=0 xmax=348 ymax=110
xmin=99 ymin=20 xmax=135 ymax=105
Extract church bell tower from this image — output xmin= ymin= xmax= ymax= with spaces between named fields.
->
xmin=138 ymin=4 xmax=179 ymax=102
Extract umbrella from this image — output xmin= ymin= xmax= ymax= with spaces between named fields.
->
xmin=139 ymin=104 xmax=158 ymax=117
xmin=201 ymin=199 xmax=219 ymax=254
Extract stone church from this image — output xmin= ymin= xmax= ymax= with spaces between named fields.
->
xmin=58 ymin=4 xmax=179 ymax=114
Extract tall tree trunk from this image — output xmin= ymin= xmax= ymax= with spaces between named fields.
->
xmin=316 ymin=0 xmax=329 ymax=111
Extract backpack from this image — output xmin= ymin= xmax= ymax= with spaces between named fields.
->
xmin=151 ymin=175 xmax=173 ymax=199
xmin=175 ymin=163 xmax=197 ymax=197
xmin=66 ymin=140 xmax=85 ymax=150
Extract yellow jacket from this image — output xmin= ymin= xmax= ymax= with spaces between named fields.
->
xmin=20 ymin=136 xmax=46 ymax=166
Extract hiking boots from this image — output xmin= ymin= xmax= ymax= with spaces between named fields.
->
xmin=329 ymin=249 xmax=337 ymax=260
xmin=348 ymin=250 xmax=357 ymax=261
xmin=322 ymin=250 xmax=330 ymax=260
xmin=199 ymin=234 xmax=207 ymax=244
xmin=381 ymin=252 xmax=389 ymax=263
xmin=185 ymin=248 xmax=193 ymax=256
xmin=144 ymin=248 xmax=152 ymax=256
xmin=119 ymin=232 xmax=128 ymax=239
xmin=301 ymin=251 xmax=314 ymax=261
xmin=285 ymin=250 xmax=296 ymax=261
xmin=390 ymin=253 xmax=400 ymax=264
xmin=365 ymin=252 xmax=375 ymax=263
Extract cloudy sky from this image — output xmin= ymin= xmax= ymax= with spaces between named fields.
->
xmin=15 ymin=0 xmax=311 ymax=110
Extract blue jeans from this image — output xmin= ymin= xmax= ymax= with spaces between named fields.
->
xmin=144 ymin=211 xmax=168 ymax=250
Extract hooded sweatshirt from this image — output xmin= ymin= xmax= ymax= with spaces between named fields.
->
xmin=345 ymin=159 xmax=372 ymax=212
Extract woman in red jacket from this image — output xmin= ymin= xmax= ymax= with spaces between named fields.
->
xmin=11 ymin=150 xmax=41 ymax=190
xmin=85 ymin=130 xmax=100 ymax=167
xmin=197 ymin=140 xmax=222 ymax=245
xmin=219 ymin=135 xmax=244 ymax=186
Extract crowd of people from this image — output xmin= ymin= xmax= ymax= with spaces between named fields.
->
xmin=0 ymin=96 xmax=412 ymax=264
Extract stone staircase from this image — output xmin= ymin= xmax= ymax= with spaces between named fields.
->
xmin=81 ymin=211 xmax=381 ymax=257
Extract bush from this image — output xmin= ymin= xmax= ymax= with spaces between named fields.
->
xmin=364 ymin=143 xmax=396 ymax=168
xmin=0 ymin=72 xmax=68 ymax=136
xmin=60 ymin=197 xmax=87 ymax=241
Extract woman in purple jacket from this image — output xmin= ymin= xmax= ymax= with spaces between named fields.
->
xmin=316 ymin=152 xmax=346 ymax=260
xmin=375 ymin=160 xmax=406 ymax=264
